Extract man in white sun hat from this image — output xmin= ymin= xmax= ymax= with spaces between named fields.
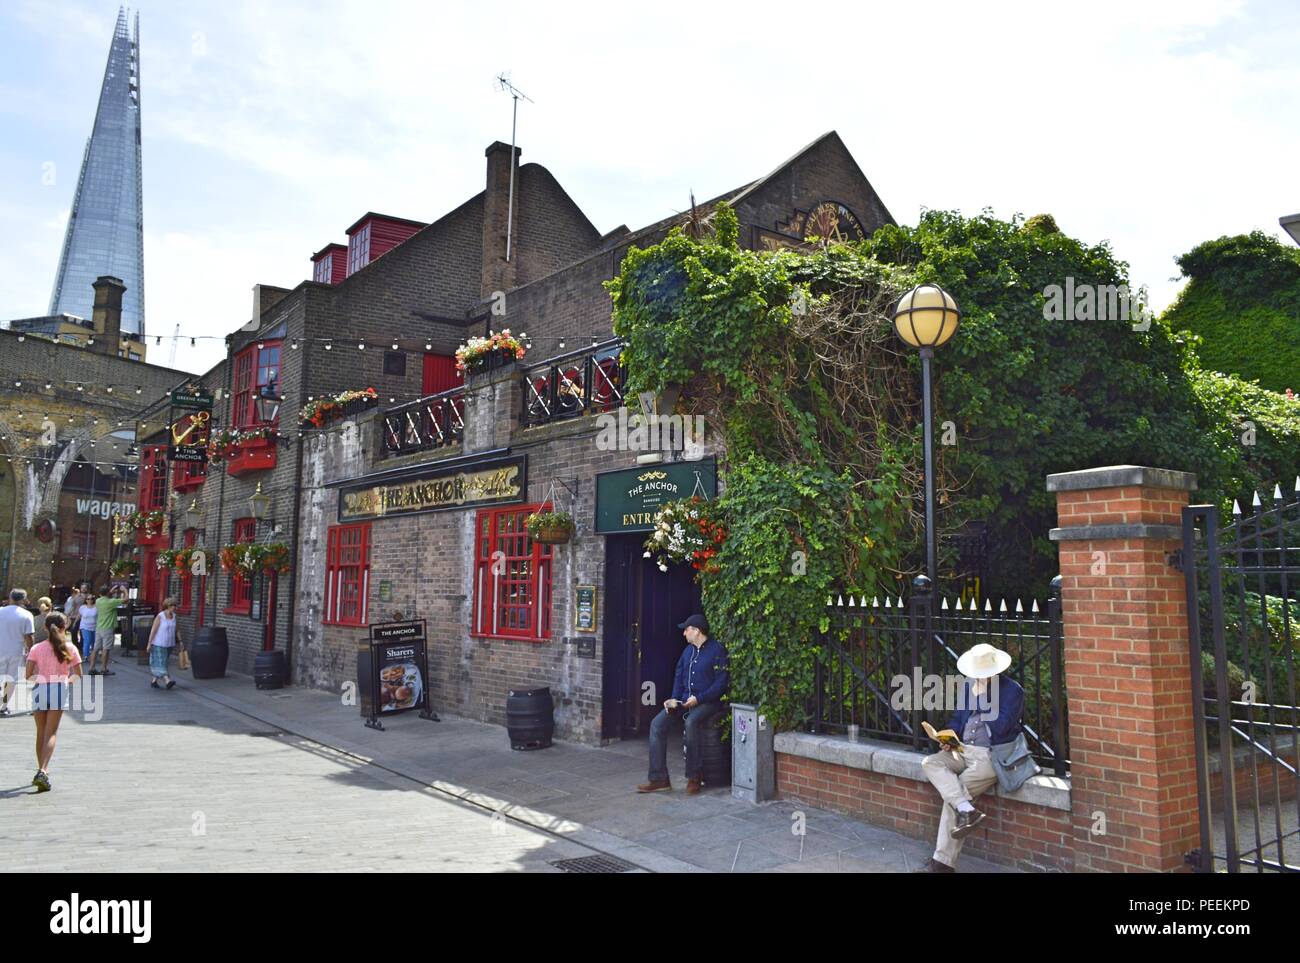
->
xmin=916 ymin=642 xmax=1036 ymax=873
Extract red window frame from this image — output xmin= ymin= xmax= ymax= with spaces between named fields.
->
xmin=230 ymin=340 xmax=282 ymax=428
xmin=225 ymin=517 xmax=256 ymax=613
xmin=324 ymin=523 xmax=371 ymax=627
xmin=471 ymin=504 xmax=553 ymax=641
xmin=178 ymin=529 xmax=196 ymax=614
xmin=173 ymin=457 xmax=207 ymax=489
xmin=138 ymin=446 xmax=168 ymax=512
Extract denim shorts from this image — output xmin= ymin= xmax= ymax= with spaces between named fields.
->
xmin=32 ymin=682 xmax=70 ymax=711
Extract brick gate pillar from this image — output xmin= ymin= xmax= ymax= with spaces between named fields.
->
xmin=1047 ymin=465 xmax=1200 ymax=872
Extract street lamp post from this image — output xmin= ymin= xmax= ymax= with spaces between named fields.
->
xmin=891 ymin=283 xmax=961 ymax=587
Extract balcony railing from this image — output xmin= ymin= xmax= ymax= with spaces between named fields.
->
xmin=382 ymin=388 xmax=465 ymax=457
xmin=521 ymin=339 xmax=626 ymax=428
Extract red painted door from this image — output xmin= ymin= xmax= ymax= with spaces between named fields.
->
xmin=422 ymin=353 xmax=462 ymax=396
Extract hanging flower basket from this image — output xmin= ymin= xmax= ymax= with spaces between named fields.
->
xmin=219 ymin=541 xmax=291 ymax=576
xmin=525 ymin=510 xmax=574 ymax=545
xmin=642 ymin=496 xmax=726 ymax=573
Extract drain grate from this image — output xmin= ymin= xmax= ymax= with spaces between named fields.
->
xmin=175 ymin=720 xmax=199 ymax=726
xmin=549 ymin=855 xmax=639 ymax=874
xmin=247 ymin=731 xmax=283 ymax=738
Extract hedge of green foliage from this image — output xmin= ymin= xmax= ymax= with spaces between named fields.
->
xmin=863 ymin=211 xmax=1300 ymax=598
xmin=1163 ymin=231 xmax=1300 ymax=393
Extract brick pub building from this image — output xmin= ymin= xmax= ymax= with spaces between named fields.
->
xmin=286 ymin=132 xmax=892 ymax=744
xmin=142 ymin=131 xmax=890 ymax=745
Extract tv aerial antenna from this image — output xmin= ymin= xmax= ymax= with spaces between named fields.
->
xmin=495 ymin=73 xmax=533 ymax=263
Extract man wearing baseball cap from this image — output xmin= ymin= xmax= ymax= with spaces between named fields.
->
xmin=636 ymin=613 xmax=729 ymax=795
xmin=916 ymin=642 xmax=1032 ymax=872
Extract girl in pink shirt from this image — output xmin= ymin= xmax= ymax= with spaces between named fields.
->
xmin=26 ymin=612 xmax=82 ymax=792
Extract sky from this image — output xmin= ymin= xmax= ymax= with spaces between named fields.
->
xmin=1 ymin=0 xmax=1298 ymax=376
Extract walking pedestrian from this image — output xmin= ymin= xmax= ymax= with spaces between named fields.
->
xmin=146 ymin=597 xmax=181 ymax=689
xmin=75 ymin=590 xmax=98 ymax=662
xmin=62 ymin=582 xmax=86 ymax=619
xmin=26 ymin=611 xmax=83 ymax=791
xmin=89 ymin=586 xmax=124 ymax=676
xmin=34 ymin=597 xmax=54 ymax=643
xmin=0 ymin=589 xmax=36 ymax=718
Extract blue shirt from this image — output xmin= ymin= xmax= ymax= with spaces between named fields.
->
xmin=946 ymin=676 xmax=1024 ymax=747
xmin=671 ymin=637 xmax=729 ymax=704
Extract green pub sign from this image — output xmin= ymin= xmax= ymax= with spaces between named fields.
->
xmin=594 ymin=457 xmax=717 ymax=534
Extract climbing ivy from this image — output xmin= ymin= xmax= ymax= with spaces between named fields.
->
xmin=607 ymin=204 xmax=1300 ymax=731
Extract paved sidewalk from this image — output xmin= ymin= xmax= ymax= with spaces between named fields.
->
xmin=1 ymin=649 xmax=1012 ymax=872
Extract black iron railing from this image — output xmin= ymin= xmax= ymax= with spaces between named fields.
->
xmin=521 ymin=339 xmax=626 ymax=428
xmin=381 ymin=388 xmax=464 ymax=456
xmin=811 ymin=577 xmax=1068 ymax=775
xmin=1183 ymin=479 xmax=1300 ymax=872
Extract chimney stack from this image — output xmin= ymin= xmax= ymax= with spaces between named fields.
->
xmin=91 ymin=275 xmax=126 ymax=357
xmin=481 ymin=141 xmax=520 ymax=298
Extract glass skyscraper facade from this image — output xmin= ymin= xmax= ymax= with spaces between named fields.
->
xmin=48 ymin=7 xmax=145 ymax=336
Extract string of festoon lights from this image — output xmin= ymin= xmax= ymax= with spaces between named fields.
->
xmin=10 ymin=328 xmax=613 ymax=353
xmin=3 ymin=333 xmax=618 ymax=403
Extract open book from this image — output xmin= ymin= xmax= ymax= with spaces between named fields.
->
xmin=923 ymin=720 xmax=964 ymax=752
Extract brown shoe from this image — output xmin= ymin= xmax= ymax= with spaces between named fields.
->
xmin=685 ymin=778 xmax=701 ymax=795
xmin=637 ymin=779 xmax=672 ymax=793
xmin=914 ymin=857 xmax=955 ymax=873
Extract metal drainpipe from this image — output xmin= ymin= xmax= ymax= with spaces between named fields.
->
xmin=283 ymin=312 xmax=308 ymax=682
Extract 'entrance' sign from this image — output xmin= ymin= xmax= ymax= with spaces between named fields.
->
xmin=594 ymin=457 xmax=717 ymax=533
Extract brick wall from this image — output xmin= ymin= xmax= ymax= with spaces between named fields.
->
xmin=776 ymin=751 xmax=1074 ymax=872
xmin=290 ymin=352 xmax=724 ymax=743
xmin=0 ymin=328 xmax=192 ymax=599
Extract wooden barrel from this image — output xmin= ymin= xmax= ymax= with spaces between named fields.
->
xmin=190 ymin=626 xmax=229 ymax=679
xmin=506 ymin=686 xmax=554 ymax=750
xmin=254 ymin=649 xmax=286 ymax=690
xmin=697 ymin=714 xmax=731 ymax=787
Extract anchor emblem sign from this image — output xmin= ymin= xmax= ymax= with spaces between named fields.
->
xmin=169 ymin=411 xmax=211 ymax=463
xmin=171 ymin=410 xmax=210 ymax=445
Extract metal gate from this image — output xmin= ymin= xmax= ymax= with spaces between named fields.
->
xmin=1181 ymin=483 xmax=1300 ymax=872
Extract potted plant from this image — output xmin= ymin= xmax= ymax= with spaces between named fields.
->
xmin=525 ymin=509 xmax=574 ymax=545
xmin=455 ymin=329 xmax=527 ymax=375
xmin=301 ymin=387 xmax=378 ymax=428
xmin=109 ymin=559 xmax=139 ymax=577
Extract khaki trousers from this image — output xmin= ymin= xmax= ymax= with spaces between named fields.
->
xmin=921 ymin=745 xmax=998 ymax=868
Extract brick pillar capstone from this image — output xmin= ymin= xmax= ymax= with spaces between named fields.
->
xmin=1047 ymin=464 xmax=1200 ymax=872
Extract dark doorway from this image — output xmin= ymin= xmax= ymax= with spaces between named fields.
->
xmin=602 ymin=534 xmax=702 ymax=739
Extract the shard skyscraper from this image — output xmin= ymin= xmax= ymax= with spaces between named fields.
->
xmin=48 ymin=7 xmax=144 ymax=336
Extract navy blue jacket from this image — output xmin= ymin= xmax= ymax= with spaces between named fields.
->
xmin=671 ymin=637 xmax=729 ymax=704
xmin=946 ymin=676 xmax=1024 ymax=746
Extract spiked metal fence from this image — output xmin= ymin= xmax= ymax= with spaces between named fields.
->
xmin=1182 ymin=477 xmax=1300 ymax=872
xmin=811 ymin=575 xmax=1068 ymax=775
